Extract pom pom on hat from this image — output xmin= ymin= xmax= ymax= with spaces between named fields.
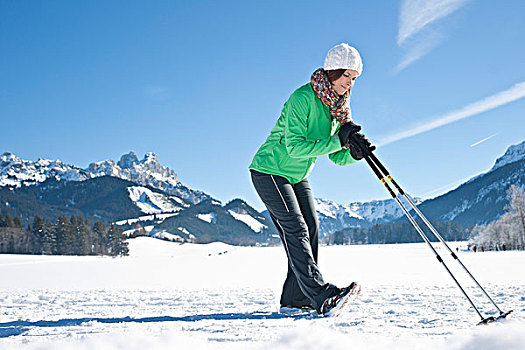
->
xmin=324 ymin=43 xmax=363 ymax=75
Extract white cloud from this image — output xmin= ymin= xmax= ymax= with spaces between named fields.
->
xmin=398 ymin=0 xmax=468 ymax=45
xmin=394 ymin=31 xmax=445 ymax=73
xmin=470 ymin=132 xmax=500 ymax=147
xmin=396 ymin=0 xmax=468 ymax=72
xmin=377 ymin=81 xmax=525 ymax=147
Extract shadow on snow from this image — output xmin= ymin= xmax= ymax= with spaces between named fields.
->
xmin=0 ymin=311 xmax=315 ymax=338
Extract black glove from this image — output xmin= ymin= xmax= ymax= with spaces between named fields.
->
xmin=350 ymin=132 xmax=376 ymax=155
xmin=337 ymin=122 xmax=361 ymax=148
xmin=347 ymin=138 xmax=364 ymax=160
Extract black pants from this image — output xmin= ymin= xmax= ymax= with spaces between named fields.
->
xmin=250 ymin=170 xmax=337 ymax=311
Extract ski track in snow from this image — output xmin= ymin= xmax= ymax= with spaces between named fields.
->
xmin=0 ymin=239 xmax=524 ymax=349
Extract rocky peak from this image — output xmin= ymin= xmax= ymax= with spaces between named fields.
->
xmin=117 ymin=151 xmax=139 ymax=169
xmin=87 ymin=159 xmax=119 ymax=177
xmin=1 ymin=152 xmax=20 ymax=165
xmin=88 ymin=152 xmax=178 ymax=184
xmin=1 ymin=152 xmax=91 ymax=187
xmin=141 ymin=152 xmax=162 ymax=172
xmin=491 ymin=141 xmax=525 ymax=171
xmin=143 ymin=152 xmax=158 ymax=163
xmin=1 ymin=151 xmax=210 ymax=204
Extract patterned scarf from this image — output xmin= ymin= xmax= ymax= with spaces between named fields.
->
xmin=310 ymin=68 xmax=352 ymax=125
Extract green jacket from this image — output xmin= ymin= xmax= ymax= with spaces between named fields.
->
xmin=249 ymin=83 xmax=358 ymax=184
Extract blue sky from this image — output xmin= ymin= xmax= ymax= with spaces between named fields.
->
xmin=1 ymin=0 xmax=524 ymax=211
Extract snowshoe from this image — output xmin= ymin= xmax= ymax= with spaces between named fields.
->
xmin=279 ymin=304 xmax=316 ymax=317
xmin=320 ymin=282 xmax=361 ymax=317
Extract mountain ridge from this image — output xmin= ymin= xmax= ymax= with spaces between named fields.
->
xmin=1 ymin=151 xmax=211 ymax=205
xmin=1 ymin=140 xmax=524 ymax=244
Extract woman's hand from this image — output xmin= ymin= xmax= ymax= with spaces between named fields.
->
xmin=347 ymin=139 xmax=365 ymax=160
xmin=351 ymin=132 xmax=375 ymax=152
xmin=337 ymin=122 xmax=361 ymax=148
xmin=349 ymin=132 xmax=376 ymax=159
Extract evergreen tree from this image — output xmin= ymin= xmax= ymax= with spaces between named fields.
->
xmin=332 ymin=230 xmax=348 ymax=245
xmin=70 ymin=216 xmax=81 ymax=255
xmin=72 ymin=216 xmax=90 ymax=255
xmin=107 ymin=224 xmax=129 ymax=256
xmin=42 ymin=221 xmax=57 ymax=255
xmin=13 ymin=216 xmax=23 ymax=228
xmin=70 ymin=215 xmax=78 ymax=228
xmin=32 ymin=215 xmax=45 ymax=235
xmin=354 ymin=228 xmax=367 ymax=244
xmin=106 ymin=224 xmax=116 ymax=255
xmin=114 ymin=225 xmax=129 ymax=256
xmin=4 ymin=213 xmax=15 ymax=228
xmin=7 ymin=235 xmax=15 ymax=253
xmin=55 ymin=215 xmax=73 ymax=255
xmin=32 ymin=215 xmax=45 ymax=253
xmin=93 ymin=221 xmax=107 ymax=255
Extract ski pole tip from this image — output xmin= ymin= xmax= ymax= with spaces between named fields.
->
xmin=477 ymin=310 xmax=513 ymax=325
xmin=477 ymin=316 xmax=496 ymax=326
xmin=496 ymin=310 xmax=513 ymax=321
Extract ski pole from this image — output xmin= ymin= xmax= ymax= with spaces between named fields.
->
xmin=365 ymin=151 xmax=512 ymax=320
xmin=362 ymin=154 xmax=494 ymax=324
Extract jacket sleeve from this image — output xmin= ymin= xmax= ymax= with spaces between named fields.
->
xmin=284 ymin=92 xmax=342 ymax=158
xmin=328 ymin=148 xmax=359 ymax=166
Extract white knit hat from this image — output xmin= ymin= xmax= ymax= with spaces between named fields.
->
xmin=323 ymin=43 xmax=363 ymax=75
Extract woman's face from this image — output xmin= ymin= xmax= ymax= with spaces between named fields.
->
xmin=332 ymin=69 xmax=359 ymax=96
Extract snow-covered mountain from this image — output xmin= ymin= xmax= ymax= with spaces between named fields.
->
xmin=0 ymin=152 xmax=92 ymax=187
xmin=127 ymin=186 xmax=186 ymax=214
xmin=314 ymin=197 xmax=423 ymax=235
xmin=409 ymin=140 xmax=525 ymax=225
xmin=0 ymin=151 xmax=279 ymax=245
xmin=87 ymin=152 xmax=210 ymax=204
xmin=148 ymin=199 xmax=280 ymax=245
xmin=315 ymin=140 xmax=525 ymax=233
xmin=0 ymin=151 xmax=211 ymax=205
xmin=2 ymin=141 xmax=524 ymax=244
xmin=491 ymin=140 xmax=525 ymax=171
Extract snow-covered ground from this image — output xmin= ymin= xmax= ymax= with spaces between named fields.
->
xmin=1 ymin=238 xmax=524 ymax=349
xmin=227 ymin=210 xmax=267 ymax=232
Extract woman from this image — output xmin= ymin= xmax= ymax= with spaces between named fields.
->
xmin=249 ymin=43 xmax=373 ymax=317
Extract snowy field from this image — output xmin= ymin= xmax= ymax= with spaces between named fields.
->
xmin=1 ymin=237 xmax=524 ymax=349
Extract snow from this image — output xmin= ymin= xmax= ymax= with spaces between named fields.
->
xmin=228 ymin=210 xmax=266 ymax=232
xmin=0 ymin=152 xmax=92 ymax=187
xmin=127 ymin=186 xmax=181 ymax=214
xmin=491 ymin=140 xmax=525 ymax=171
xmin=443 ymin=199 xmax=471 ymax=221
xmin=315 ymin=198 xmax=363 ymax=220
xmin=170 ymin=196 xmax=187 ymax=205
xmin=114 ymin=213 xmax=178 ymax=226
xmin=0 ymin=240 xmax=523 ymax=349
xmin=150 ymin=230 xmax=185 ymax=242
xmin=1 ymin=152 xmax=211 ymax=206
xmin=197 ymin=212 xmax=217 ymax=224
xmin=315 ymin=197 xmax=424 ymax=224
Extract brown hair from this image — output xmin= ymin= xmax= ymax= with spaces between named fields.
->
xmin=325 ymin=69 xmax=346 ymax=83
